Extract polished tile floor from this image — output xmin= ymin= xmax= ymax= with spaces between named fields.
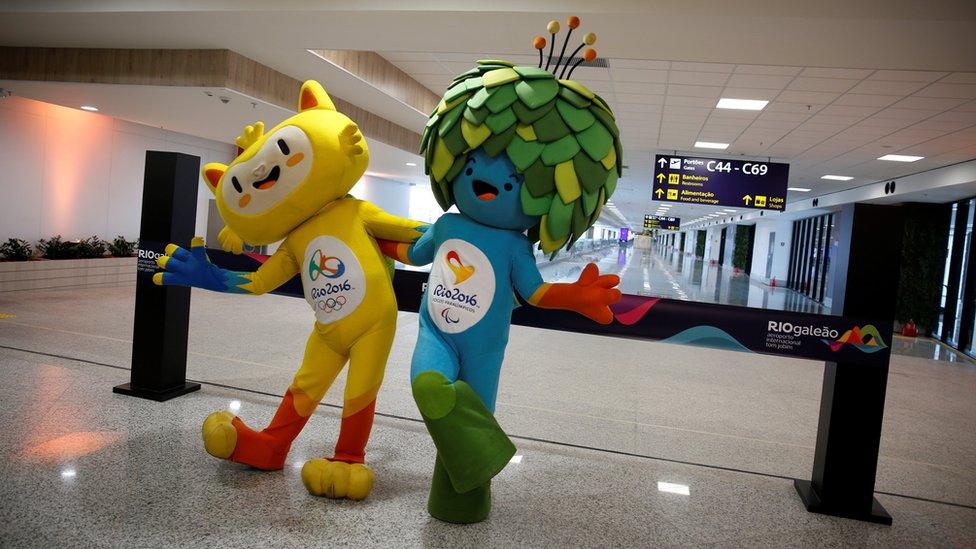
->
xmin=1 ymin=286 xmax=974 ymax=547
xmin=539 ymin=243 xmax=828 ymax=314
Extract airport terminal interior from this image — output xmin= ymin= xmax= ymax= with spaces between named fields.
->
xmin=1 ymin=2 xmax=975 ymax=547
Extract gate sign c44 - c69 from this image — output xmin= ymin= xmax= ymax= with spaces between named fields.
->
xmin=644 ymin=215 xmax=680 ymax=230
xmin=652 ymin=154 xmax=789 ymax=211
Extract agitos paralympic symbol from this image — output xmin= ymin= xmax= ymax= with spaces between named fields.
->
xmin=308 ymin=249 xmax=345 ymax=281
xmin=440 ymin=307 xmax=460 ymax=324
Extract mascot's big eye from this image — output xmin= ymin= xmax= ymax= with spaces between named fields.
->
xmin=231 ymin=176 xmax=243 ymax=193
xmin=277 ymin=139 xmax=290 ymax=155
xmin=504 ymin=183 xmax=513 ymax=191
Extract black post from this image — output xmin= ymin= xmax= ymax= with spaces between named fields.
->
xmin=114 ymin=151 xmax=202 ymax=401
xmin=794 ymin=203 xmax=904 ymax=524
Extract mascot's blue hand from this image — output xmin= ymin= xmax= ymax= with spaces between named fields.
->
xmin=412 ymin=224 xmax=431 ymax=241
xmin=152 ymin=237 xmax=247 ymax=293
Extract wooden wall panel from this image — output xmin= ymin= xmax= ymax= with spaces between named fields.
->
xmin=0 ymin=46 xmax=421 ymax=153
xmin=309 ymin=49 xmax=439 ymax=115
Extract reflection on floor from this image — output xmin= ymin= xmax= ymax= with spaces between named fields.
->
xmin=539 ymin=243 xmax=827 ymax=314
xmin=1 ymin=286 xmax=974 ymax=546
xmin=893 ymin=335 xmax=976 ymax=365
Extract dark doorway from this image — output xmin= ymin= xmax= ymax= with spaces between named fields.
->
xmin=718 ymin=228 xmax=727 ymax=265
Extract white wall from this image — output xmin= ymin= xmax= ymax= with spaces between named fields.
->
xmin=704 ymin=226 xmax=723 ymax=262
xmin=0 ymin=96 xmax=236 ymax=243
xmin=348 ymin=174 xmax=413 ymax=219
xmin=750 ymin=217 xmax=794 ymax=284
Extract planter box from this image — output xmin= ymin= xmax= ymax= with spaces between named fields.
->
xmin=0 ymin=257 xmax=136 ymax=292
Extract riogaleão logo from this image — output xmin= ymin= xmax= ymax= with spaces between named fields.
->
xmin=445 ymin=250 xmax=475 ymax=285
xmin=308 ymin=249 xmax=345 ymax=281
xmin=822 ymin=324 xmax=887 ymax=353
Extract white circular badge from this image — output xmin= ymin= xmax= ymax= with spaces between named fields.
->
xmin=301 ymin=236 xmax=366 ymax=324
xmin=427 ymin=239 xmax=495 ymax=334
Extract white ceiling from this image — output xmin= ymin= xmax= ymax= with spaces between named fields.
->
xmin=381 ymin=51 xmax=976 ymax=227
xmin=2 ymin=1 xmax=975 ymax=229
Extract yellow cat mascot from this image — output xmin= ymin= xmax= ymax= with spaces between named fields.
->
xmin=153 ymin=80 xmax=424 ymax=500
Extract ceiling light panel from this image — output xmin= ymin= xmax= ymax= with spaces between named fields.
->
xmin=716 ymin=98 xmax=769 ymax=111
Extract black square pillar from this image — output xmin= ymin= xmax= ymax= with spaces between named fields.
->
xmin=795 ymin=203 xmax=904 ymax=524
xmin=114 ymin=151 xmax=201 ymax=401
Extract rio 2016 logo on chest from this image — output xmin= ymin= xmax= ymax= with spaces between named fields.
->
xmin=302 ymin=236 xmax=365 ymax=323
xmin=428 ymin=239 xmax=494 ymax=334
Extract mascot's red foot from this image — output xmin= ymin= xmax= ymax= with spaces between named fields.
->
xmin=201 ymin=389 xmax=311 ymax=471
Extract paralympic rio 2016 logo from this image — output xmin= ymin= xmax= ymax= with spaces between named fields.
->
xmin=308 ymin=249 xmax=345 ymax=281
xmin=445 ymin=250 xmax=475 ymax=285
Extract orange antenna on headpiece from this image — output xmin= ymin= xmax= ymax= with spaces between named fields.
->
xmin=552 ymin=15 xmax=581 ymax=75
xmin=534 ymin=16 xmax=599 ymax=79
xmin=561 ymin=31 xmax=597 ymax=79
xmin=533 ymin=35 xmax=547 ymax=68
xmin=565 ymin=48 xmax=597 ymax=79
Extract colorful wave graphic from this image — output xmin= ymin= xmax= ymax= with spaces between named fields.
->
xmin=821 ymin=325 xmax=887 ymax=353
xmin=661 ymin=326 xmax=751 ymax=353
xmin=610 ymin=295 xmax=661 ymax=325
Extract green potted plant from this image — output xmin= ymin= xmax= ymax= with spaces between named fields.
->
xmin=0 ymin=238 xmax=33 ymax=261
xmin=75 ymin=236 xmax=107 ymax=258
xmin=108 ymin=236 xmax=136 ymax=257
xmin=37 ymin=235 xmax=79 ymax=259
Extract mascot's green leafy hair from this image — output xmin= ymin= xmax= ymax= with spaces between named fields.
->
xmin=421 ymin=18 xmax=622 ymax=254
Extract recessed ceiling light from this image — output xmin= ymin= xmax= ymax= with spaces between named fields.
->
xmin=80 ymin=105 xmax=99 ymax=112
xmin=878 ymin=154 xmax=924 ymax=162
xmin=821 ymin=175 xmax=853 ymax=181
xmin=788 ymin=187 xmax=811 ymax=192
xmin=695 ymin=141 xmax=729 ymax=150
xmin=722 ymin=209 xmax=737 ymax=212
xmin=405 ymin=162 xmax=417 ymax=167
xmin=716 ymin=98 xmax=768 ymax=111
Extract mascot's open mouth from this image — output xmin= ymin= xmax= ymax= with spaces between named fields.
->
xmin=252 ymin=165 xmax=281 ymax=190
xmin=472 ymin=179 xmax=498 ymax=201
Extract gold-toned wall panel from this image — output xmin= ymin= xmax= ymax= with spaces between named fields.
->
xmin=309 ymin=49 xmax=439 ymax=115
xmin=0 ymin=46 xmax=421 ymax=153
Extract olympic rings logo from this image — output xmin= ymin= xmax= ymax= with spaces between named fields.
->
xmin=316 ymin=295 xmax=347 ymax=313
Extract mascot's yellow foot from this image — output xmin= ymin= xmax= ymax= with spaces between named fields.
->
xmin=202 ymin=411 xmax=237 ymax=459
xmin=301 ymin=458 xmax=374 ymax=500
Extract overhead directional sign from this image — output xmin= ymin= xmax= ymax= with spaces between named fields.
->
xmin=652 ymin=154 xmax=789 ymax=211
xmin=644 ymin=215 xmax=680 ymax=230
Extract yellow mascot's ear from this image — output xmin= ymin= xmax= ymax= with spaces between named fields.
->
xmin=202 ymin=163 xmax=227 ymax=194
xmin=299 ymin=80 xmax=337 ymax=113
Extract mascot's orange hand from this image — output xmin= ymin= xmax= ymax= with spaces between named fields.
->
xmin=535 ymin=263 xmax=621 ymax=324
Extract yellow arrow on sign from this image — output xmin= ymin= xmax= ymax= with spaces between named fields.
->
xmin=654 ymin=188 xmax=664 ymax=198
xmin=742 ymin=195 xmax=752 ymax=205
xmin=656 ymin=173 xmax=665 ymax=183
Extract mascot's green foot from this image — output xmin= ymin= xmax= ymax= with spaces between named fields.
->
xmin=428 ymin=455 xmax=491 ymax=524
xmin=412 ymin=371 xmax=516 ymax=493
